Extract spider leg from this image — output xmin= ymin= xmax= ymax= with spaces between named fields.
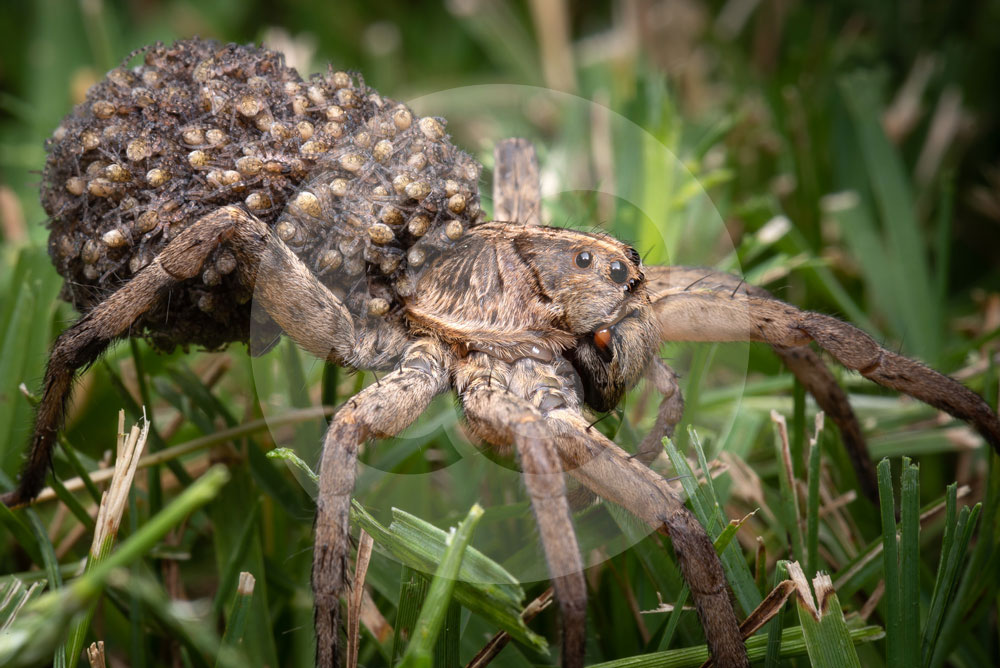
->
xmin=644 ymin=265 xmax=876 ymax=498
xmin=547 ymin=407 xmax=750 ymax=668
xmin=458 ymin=354 xmax=587 ymax=668
xmin=646 ymin=265 xmax=1000 ymax=461
xmin=492 ymin=138 xmax=541 ymax=226
xmin=314 ymin=338 xmax=451 ymax=668
xmin=458 ymin=352 xmax=748 ymax=668
xmin=2 ymin=205 xmax=407 ymax=507
xmin=634 ymin=357 xmax=685 ymax=467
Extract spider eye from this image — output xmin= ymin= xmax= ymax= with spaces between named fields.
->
xmin=575 ymin=251 xmax=592 ymax=268
xmin=609 ymin=260 xmax=628 ymax=284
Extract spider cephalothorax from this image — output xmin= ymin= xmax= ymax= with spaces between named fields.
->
xmin=6 ymin=38 xmax=1000 ymax=668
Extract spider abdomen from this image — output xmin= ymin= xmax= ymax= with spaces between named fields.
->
xmin=42 ymin=38 xmax=484 ymax=352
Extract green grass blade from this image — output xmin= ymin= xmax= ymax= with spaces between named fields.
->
xmin=0 ymin=274 xmax=35 ymax=472
xmin=399 ymin=503 xmax=483 ymax=667
xmin=922 ymin=482 xmax=979 ymax=665
xmin=877 ymin=458 xmax=901 ymax=665
xmin=0 ymin=465 xmax=230 ymax=667
xmin=24 ymin=509 xmax=62 ymax=592
xmin=764 ymin=561 xmax=790 ymax=668
xmin=769 ymin=413 xmax=804 ymax=563
xmin=25 ymin=510 xmax=66 ymax=668
xmin=48 ymin=476 xmax=95 ymax=533
xmin=838 ymin=71 xmax=940 ymax=361
xmin=899 ymin=458 xmax=920 ymax=668
xmin=0 ymin=580 xmax=43 ymax=629
xmin=792 ymin=381 xmax=806 ymax=479
xmin=55 ymin=437 xmax=103 ymax=506
xmin=211 ymin=500 xmax=261 ymax=618
xmin=806 ymin=429 xmax=821 ymax=579
xmin=216 ymin=572 xmax=255 ymax=667
xmin=754 ymin=539 xmax=767 ymax=596
xmin=393 ymin=566 xmax=429 ymax=664
xmin=792 ymin=566 xmax=862 ymax=668
xmin=589 ymin=623 xmax=883 ymax=668
xmin=665 ymin=433 xmax=761 ymax=615
xmin=391 ymin=508 xmax=524 ymax=607
xmin=432 ymin=601 xmax=461 ymax=668
xmin=0 ymin=502 xmax=43 ymax=566
xmin=930 ymin=453 xmax=988 ymax=667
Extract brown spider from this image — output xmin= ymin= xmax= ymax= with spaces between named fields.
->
xmin=4 ymin=39 xmax=1000 ymax=668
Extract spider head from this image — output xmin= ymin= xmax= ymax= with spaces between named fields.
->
xmin=512 ymin=227 xmax=648 ymax=334
xmin=512 ymin=227 xmax=659 ymax=412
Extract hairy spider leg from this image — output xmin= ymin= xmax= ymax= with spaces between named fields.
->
xmin=644 ymin=264 xmax=878 ymax=499
xmin=2 ymin=205 xmax=409 ymax=507
xmin=458 ymin=352 xmax=750 ymax=668
xmin=634 ymin=357 xmax=686 ymax=467
xmin=314 ymin=339 xmax=451 ymax=668
xmin=457 ymin=352 xmax=588 ymax=668
xmin=492 ymin=137 xmax=542 ymax=227
xmin=566 ymin=357 xmax=684 ymax=509
xmin=647 ymin=265 xmax=1000 ymax=485
xmin=548 ymin=407 xmax=750 ymax=668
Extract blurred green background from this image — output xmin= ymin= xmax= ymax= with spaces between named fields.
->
xmin=1 ymin=1 xmax=998 ymax=667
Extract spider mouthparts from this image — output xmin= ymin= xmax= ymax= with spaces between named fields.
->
xmin=594 ymin=328 xmax=612 ymax=350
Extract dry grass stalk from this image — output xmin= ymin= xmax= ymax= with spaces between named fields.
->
xmin=347 ymin=530 xmax=374 ymax=668
xmin=89 ymin=410 xmax=149 ymax=560
xmin=86 ymin=640 xmax=106 ymax=668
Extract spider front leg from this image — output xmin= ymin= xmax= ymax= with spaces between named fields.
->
xmin=314 ymin=338 xmax=451 ymax=667
xmin=458 ymin=354 xmax=587 ymax=668
xmin=547 ymin=408 xmax=750 ymax=668
xmin=458 ymin=353 xmax=748 ymax=668
xmin=651 ymin=277 xmax=1000 ymax=447
xmin=645 ymin=265 xmax=878 ymax=500
xmin=634 ymin=357 xmax=685 ymax=467
xmin=2 ymin=204 xmax=407 ymax=507
xmin=647 ymin=265 xmax=1000 ymax=497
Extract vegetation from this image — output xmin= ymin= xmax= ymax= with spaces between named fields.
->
xmin=1 ymin=1 xmax=998 ymax=666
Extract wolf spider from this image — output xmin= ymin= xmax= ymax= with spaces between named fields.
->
xmin=6 ymin=45 xmax=1000 ymax=667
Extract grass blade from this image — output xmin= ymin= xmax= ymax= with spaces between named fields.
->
xmin=393 ymin=566 xmax=429 ymax=664
xmin=877 ymin=458 xmax=901 ymax=665
xmin=0 ymin=465 xmax=230 ymax=667
xmin=805 ymin=414 xmax=824 ymax=579
xmin=398 ymin=503 xmax=483 ymax=667
xmin=789 ymin=563 xmax=862 ymax=668
xmin=217 ymin=572 xmax=255 ymax=667
xmin=899 ymin=458 xmax=920 ymax=668
xmin=764 ymin=561 xmax=790 ymax=668
xmin=769 ymin=412 xmax=804 ymax=564
xmin=589 ymin=623 xmax=883 ymax=667
xmin=921 ymin=483 xmax=980 ymax=665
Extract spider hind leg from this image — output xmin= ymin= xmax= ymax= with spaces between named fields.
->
xmin=2 ymin=204 xmax=408 ymax=508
